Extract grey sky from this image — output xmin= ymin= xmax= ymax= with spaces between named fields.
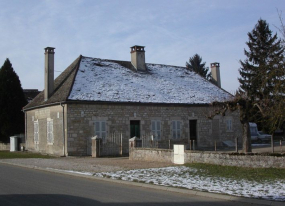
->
xmin=0 ymin=0 xmax=284 ymax=93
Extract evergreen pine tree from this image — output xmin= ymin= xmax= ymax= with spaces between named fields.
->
xmin=238 ymin=19 xmax=285 ymax=138
xmin=186 ymin=54 xmax=212 ymax=80
xmin=0 ymin=59 xmax=27 ymax=142
xmin=238 ymin=19 xmax=284 ymax=102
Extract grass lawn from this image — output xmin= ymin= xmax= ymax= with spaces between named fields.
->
xmin=185 ymin=163 xmax=285 ymax=181
xmin=0 ymin=151 xmax=53 ymax=159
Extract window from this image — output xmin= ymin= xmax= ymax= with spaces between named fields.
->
xmin=34 ymin=121 xmax=39 ymax=144
xmin=226 ymin=119 xmax=232 ymax=131
xmin=172 ymin=121 xmax=181 ymax=139
xmin=151 ymin=120 xmax=161 ymax=140
xmin=47 ymin=119 xmax=54 ymax=144
xmin=95 ymin=121 xmax=106 ymax=141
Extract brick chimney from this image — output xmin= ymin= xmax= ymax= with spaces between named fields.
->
xmin=44 ymin=47 xmax=55 ymax=101
xmin=210 ymin=62 xmax=221 ymax=88
xmin=130 ymin=45 xmax=146 ymax=71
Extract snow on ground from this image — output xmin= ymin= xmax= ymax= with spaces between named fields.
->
xmin=48 ymin=165 xmax=285 ymax=201
xmin=47 ymin=168 xmax=94 ymax=176
xmin=93 ymin=166 xmax=285 ymax=202
xmin=69 ymin=57 xmax=231 ymax=104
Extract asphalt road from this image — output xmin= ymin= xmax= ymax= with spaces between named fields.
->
xmin=0 ymin=164 xmax=258 ymax=206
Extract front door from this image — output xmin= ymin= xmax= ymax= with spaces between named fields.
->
xmin=189 ymin=120 xmax=197 ymax=141
xmin=130 ymin=120 xmax=140 ymax=138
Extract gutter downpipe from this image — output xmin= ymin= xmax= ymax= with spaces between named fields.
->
xmin=60 ymin=102 xmax=66 ymax=157
xmin=25 ymin=111 xmax=27 ymax=145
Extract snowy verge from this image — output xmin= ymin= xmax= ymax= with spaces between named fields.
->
xmin=94 ymin=166 xmax=285 ymax=202
xmin=45 ymin=166 xmax=285 ymax=202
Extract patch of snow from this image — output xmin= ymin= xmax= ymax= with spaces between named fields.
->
xmin=68 ymin=57 xmax=231 ymax=104
xmin=47 ymin=168 xmax=93 ymax=176
xmin=95 ymin=166 xmax=285 ymax=201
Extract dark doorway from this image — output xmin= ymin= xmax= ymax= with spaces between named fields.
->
xmin=130 ymin=120 xmax=140 ymax=138
xmin=189 ymin=120 xmax=197 ymax=141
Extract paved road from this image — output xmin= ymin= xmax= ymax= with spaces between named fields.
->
xmin=0 ymin=164 xmax=258 ymax=206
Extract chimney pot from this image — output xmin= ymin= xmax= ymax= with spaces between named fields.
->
xmin=130 ymin=45 xmax=146 ymax=71
xmin=210 ymin=62 xmax=221 ymax=88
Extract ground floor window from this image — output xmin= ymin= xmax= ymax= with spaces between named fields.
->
xmin=47 ymin=119 xmax=54 ymax=144
xmin=34 ymin=120 xmax=39 ymax=144
xmin=151 ymin=120 xmax=161 ymax=140
xmin=95 ymin=121 xmax=106 ymax=141
xmin=172 ymin=121 xmax=181 ymax=139
xmin=226 ymin=119 xmax=232 ymax=132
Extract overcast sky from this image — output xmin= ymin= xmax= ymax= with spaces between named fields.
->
xmin=0 ymin=0 xmax=284 ymax=93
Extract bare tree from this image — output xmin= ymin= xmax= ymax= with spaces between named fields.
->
xmin=209 ymin=93 xmax=252 ymax=153
xmin=274 ymin=9 xmax=285 ymax=47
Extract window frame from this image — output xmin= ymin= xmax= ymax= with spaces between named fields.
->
xmin=94 ymin=121 xmax=107 ymax=142
xmin=34 ymin=120 xmax=39 ymax=144
xmin=151 ymin=120 xmax=161 ymax=140
xmin=47 ymin=118 xmax=54 ymax=145
xmin=172 ymin=120 xmax=181 ymax=139
xmin=226 ymin=118 xmax=233 ymax=132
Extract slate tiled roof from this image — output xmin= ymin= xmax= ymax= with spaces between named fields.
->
xmin=24 ymin=56 xmax=81 ymax=109
xmin=24 ymin=55 xmax=231 ymax=110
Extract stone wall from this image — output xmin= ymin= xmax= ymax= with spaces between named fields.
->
xmin=25 ymin=102 xmax=243 ymax=156
xmin=129 ymin=147 xmax=285 ymax=168
xmin=129 ymin=147 xmax=173 ymax=163
xmin=25 ymin=105 xmax=66 ymax=156
xmin=0 ymin=143 xmax=10 ymax=150
xmin=66 ymin=103 xmax=242 ymax=156
xmin=0 ymin=143 xmax=26 ymax=151
xmin=184 ymin=151 xmax=285 ymax=168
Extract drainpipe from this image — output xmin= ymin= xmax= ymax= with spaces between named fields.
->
xmin=25 ymin=111 xmax=27 ymax=145
xmin=60 ymin=102 xmax=66 ymax=157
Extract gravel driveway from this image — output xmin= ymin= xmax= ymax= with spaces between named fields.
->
xmin=0 ymin=157 xmax=174 ymax=173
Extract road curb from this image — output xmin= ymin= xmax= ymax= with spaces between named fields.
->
xmin=1 ymin=161 xmax=284 ymax=206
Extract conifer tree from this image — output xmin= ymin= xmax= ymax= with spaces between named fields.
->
xmin=186 ymin=54 xmax=212 ymax=80
xmin=0 ymin=59 xmax=27 ymax=142
xmin=238 ymin=19 xmax=284 ymax=102
xmin=238 ymin=19 xmax=284 ymax=148
xmin=210 ymin=19 xmax=284 ymax=153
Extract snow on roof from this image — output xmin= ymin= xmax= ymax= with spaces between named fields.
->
xmin=68 ymin=56 xmax=231 ymax=104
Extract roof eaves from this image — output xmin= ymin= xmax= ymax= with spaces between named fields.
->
xmin=65 ymin=99 xmax=211 ymax=107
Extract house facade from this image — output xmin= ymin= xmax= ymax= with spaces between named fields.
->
xmin=24 ymin=46 xmax=242 ymax=156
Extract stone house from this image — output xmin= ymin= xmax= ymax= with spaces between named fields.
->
xmin=23 ymin=46 xmax=242 ymax=156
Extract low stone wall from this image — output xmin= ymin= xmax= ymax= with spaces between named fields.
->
xmin=0 ymin=143 xmax=26 ymax=151
xmin=129 ymin=143 xmax=285 ymax=168
xmin=129 ymin=148 xmax=173 ymax=163
xmin=0 ymin=143 xmax=10 ymax=150
xmin=185 ymin=151 xmax=285 ymax=168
